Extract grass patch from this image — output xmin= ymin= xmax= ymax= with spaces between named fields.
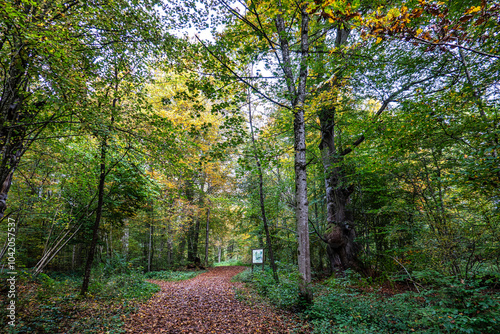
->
xmin=144 ymin=270 xmax=205 ymax=281
xmin=214 ymin=259 xmax=249 ymax=267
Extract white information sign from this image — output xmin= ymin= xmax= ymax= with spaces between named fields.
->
xmin=252 ymin=249 xmax=264 ymax=264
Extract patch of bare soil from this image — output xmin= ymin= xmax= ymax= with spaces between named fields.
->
xmin=124 ymin=266 xmax=307 ymax=333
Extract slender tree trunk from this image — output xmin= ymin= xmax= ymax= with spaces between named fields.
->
xmin=80 ymin=138 xmax=107 ymax=295
xmin=218 ymin=244 xmax=221 ymax=263
xmin=122 ymin=227 xmax=129 ymax=258
xmin=294 ymin=104 xmax=311 ymax=300
xmin=204 ymin=208 xmax=210 ymax=267
xmin=177 ymin=235 xmax=186 ymax=264
xmin=80 ymin=68 xmax=118 ymax=293
xmin=247 ymin=80 xmax=279 ymax=282
xmin=109 ymin=225 xmax=112 ymax=256
xmin=147 ymin=223 xmax=153 ymax=272
xmin=33 ymin=222 xmax=82 ymax=276
xmin=166 ymin=216 xmax=172 ymax=267
xmin=72 ymin=245 xmax=76 ymax=271
xmin=185 ymin=179 xmax=200 ymax=263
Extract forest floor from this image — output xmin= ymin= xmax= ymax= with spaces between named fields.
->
xmin=124 ymin=266 xmax=310 ymax=334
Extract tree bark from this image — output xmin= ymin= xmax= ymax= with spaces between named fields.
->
xmin=0 ymin=46 xmax=29 ymax=218
xmin=275 ymin=2 xmax=311 ymax=301
xmin=313 ymin=27 xmax=362 ymax=275
xmin=80 ymin=137 xmax=107 ymax=295
xmin=80 ymin=69 xmax=118 ymax=293
xmin=204 ymin=208 xmax=210 ymax=267
xmin=147 ymin=223 xmax=153 ymax=272
xmin=122 ymin=226 xmax=129 ymax=257
xmin=246 ymin=74 xmax=279 ymax=283
xmin=185 ymin=179 xmax=200 ymax=263
xmin=218 ymin=244 xmax=222 ymax=263
xmin=319 ymin=101 xmax=361 ymax=274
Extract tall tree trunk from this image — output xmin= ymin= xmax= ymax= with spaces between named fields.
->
xmin=80 ymin=137 xmax=107 ymax=295
xmin=187 ymin=217 xmax=200 ymax=263
xmin=185 ymin=179 xmax=200 ymax=263
xmin=314 ymin=27 xmax=361 ymax=275
xmin=0 ymin=40 xmax=52 ymax=218
xmin=275 ymin=3 xmax=312 ymax=301
xmin=147 ymin=171 xmax=155 ymax=271
xmin=319 ymin=102 xmax=360 ymax=274
xmin=204 ymin=208 xmax=210 ymax=267
xmin=72 ymin=245 xmax=76 ymax=271
xmin=80 ymin=68 xmax=118 ymax=294
xmin=217 ymin=244 xmax=221 ymax=263
xmin=109 ymin=225 xmax=112 ymax=256
xmin=247 ymin=76 xmax=279 ymax=283
xmin=177 ymin=235 xmax=186 ymax=264
xmin=166 ymin=216 xmax=172 ymax=267
xmin=122 ymin=226 xmax=129 ymax=258
xmin=0 ymin=48 xmax=29 ymax=219
xmin=147 ymin=223 xmax=153 ymax=272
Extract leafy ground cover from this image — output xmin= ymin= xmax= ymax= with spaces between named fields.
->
xmin=125 ymin=266 xmax=310 ymax=333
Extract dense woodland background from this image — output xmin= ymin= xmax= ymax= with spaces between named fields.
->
xmin=0 ymin=0 xmax=499 ymax=333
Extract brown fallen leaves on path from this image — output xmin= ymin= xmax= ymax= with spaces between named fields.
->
xmin=124 ymin=266 xmax=309 ymax=334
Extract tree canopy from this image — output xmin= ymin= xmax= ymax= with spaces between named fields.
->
xmin=0 ymin=0 xmax=499 ymax=332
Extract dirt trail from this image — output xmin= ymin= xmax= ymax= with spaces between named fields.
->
xmin=124 ymin=266 xmax=303 ymax=333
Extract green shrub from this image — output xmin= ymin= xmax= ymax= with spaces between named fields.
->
xmin=305 ymin=272 xmax=500 ymax=334
xmin=415 ymin=278 xmax=500 ymax=333
xmin=306 ymin=288 xmax=425 ymax=333
xmin=249 ymin=267 xmax=302 ymax=310
xmin=89 ymin=271 xmax=160 ymax=300
xmin=231 ymin=268 xmax=253 ymax=283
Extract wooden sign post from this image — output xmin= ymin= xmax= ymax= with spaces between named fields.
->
xmin=251 ymin=248 xmax=264 ymax=272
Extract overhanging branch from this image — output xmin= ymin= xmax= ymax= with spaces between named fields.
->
xmin=340 ymin=74 xmax=439 ymax=156
xmin=195 ymin=35 xmax=290 ymax=110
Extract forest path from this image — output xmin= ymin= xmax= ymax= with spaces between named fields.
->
xmin=124 ymin=266 xmax=304 ymax=333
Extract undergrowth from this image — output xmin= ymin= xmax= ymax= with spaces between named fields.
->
xmin=0 ymin=255 xmax=205 ymax=333
xmin=235 ymin=266 xmax=500 ymax=333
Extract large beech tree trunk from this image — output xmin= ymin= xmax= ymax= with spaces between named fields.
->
xmin=319 ymin=103 xmax=360 ymax=274
xmin=314 ymin=27 xmax=362 ymax=275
